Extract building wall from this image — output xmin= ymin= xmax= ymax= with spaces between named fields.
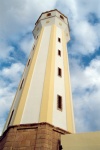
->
xmin=0 ymin=123 xmax=69 ymax=150
xmin=53 ymin=26 xmax=67 ymax=130
xmin=61 ymin=132 xmax=100 ymax=150
xmin=21 ymin=26 xmax=51 ymax=123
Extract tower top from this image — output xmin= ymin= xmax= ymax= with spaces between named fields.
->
xmin=33 ymin=9 xmax=70 ymax=42
xmin=35 ymin=9 xmax=68 ymax=25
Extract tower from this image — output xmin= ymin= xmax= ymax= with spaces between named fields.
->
xmin=0 ymin=9 xmax=75 ymax=150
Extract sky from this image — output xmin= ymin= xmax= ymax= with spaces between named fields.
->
xmin=0 ymin=0 xmax=100 ymax=135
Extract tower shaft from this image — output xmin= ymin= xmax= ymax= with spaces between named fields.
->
xmin=3 ymin=9 xmax=75 ymax=134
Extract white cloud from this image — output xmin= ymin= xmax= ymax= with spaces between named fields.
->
xmin=0 ymin=63 xmax=24 ymax=82
xmin=19 ymin=35 xmax=34 ymax=56
xmin=77 ymin=0 xmax=100 ymax=19
xmin=0 ymin=118 xmax=6 ymax=136
xmin=70 ymin=57 xmax=100 ymax=90
xmin=85 ymin=58 xmax=100 ymax=87
xmin=70 ymin=57 xmax=100 ymax=132
xmin=71 ymin=20 xmax=99 ymax=55
xmin=0 ymin=0 xmax=57 ymax=41
xmin=0 ymin=41 xmax=14 ymax=59
xmin=0 ymin=62 xmax=24 ymax=135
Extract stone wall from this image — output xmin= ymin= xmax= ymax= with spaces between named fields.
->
xmin=0 ymin=122 xmax=70 ymax=150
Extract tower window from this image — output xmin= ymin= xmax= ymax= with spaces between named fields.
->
xmin=27 ymin=59 xmax=31 ymax=66
xmin=58 ymin=67 xmax=62 ymax=77
xmin=47 ymin=13 xmax=51 ymax=16
xmin=36 ymin=36 xmax=38 ymax=39
xmin=19 ymin=79 xmax=24 ymax=90
xmin=33 ymin=45 xmax=35 ymax=50
xmin=58 ymin=50 xmax=61 ymax=56
xmin=57 ymin=95 xmax=62 ymax=110
xmin=7 ymin=110 xmax=14 ymax=127
xmin=58 ymin=37 xmax=61 ymax=43
xmin=60 ymin=15 xmax=64 ymax=20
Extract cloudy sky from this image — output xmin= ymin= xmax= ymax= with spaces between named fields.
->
xmin=0 ymin=0 xmax=100 ymax=135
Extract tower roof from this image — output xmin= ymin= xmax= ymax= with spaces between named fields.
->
xmin=35 ymin=9 xmax=68 ymax=25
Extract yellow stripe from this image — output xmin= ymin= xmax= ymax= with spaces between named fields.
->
xmin=62 ymin=31 xmax=75 ymax=133
xmin=39 ymin=25 xmax=56 ymax=123
xmin=13 ymin=28 xmax=44 ymax=125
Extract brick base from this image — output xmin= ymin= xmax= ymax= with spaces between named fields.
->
xmin=0 ymin=122 xmax=70 ymax=150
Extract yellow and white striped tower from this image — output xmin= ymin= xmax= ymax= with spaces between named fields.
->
xmin=3 ymin=9 xmax=75 ymax=133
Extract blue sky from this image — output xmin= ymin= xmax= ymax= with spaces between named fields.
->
xmin=0 ymin=0 xmax=100 ymax=134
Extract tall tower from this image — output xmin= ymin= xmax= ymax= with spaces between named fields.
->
xmin=3 ymin=9 xmax=75 ymax=133
xmin=0 ymin=9 xmax=75 ymax=150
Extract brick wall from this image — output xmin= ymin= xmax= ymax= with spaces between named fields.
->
xmin=0 ymin=123 xmax=70 ymax=150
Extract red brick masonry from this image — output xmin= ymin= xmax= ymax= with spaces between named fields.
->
xmin=0 ymin=122 xmax=70 ymax=150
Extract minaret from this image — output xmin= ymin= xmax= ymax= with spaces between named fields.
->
xmin=3 ymin=9 xmax=75 ymax=133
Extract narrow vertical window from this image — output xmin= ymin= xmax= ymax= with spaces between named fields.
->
xmin=58 ymin=67 xmax=62 ymax=77
xmin=36 ymin=36 xmax=38 ymax=39
xmin=58 ymin=37 xmax=61 ymax=43
xmin=57 ymin=95 xmax=62 ymax=111
xmin=19 ymin=79 xmax=24 ymax=90
xmin=27 ymin=59 xmax=31 ymax=67
xmin=33 ymin=45 xmax=35 ymax=50
xmin=60 ymin=15 xmax=64 ymax=20
xmin=7 ymin=110 xmax=14 ymax=127
xmin=58 ymin=50 xmax=61 ymax=56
